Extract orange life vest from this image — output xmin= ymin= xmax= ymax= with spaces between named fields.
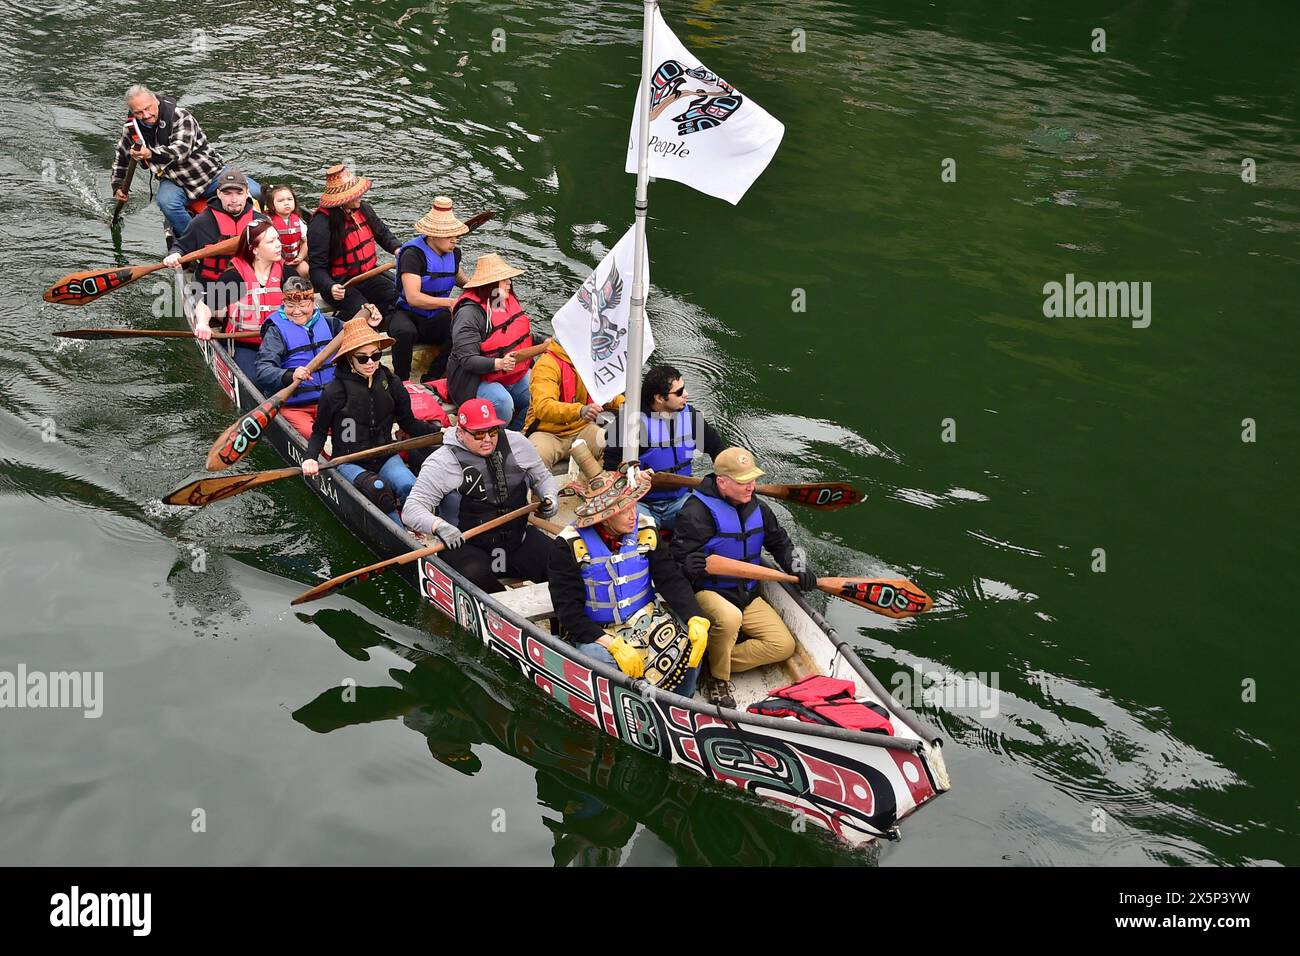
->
xmin=226 ymin=258 xmax=284 ymax=341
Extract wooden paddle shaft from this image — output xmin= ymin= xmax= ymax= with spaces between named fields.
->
xmin=55 ymin=328 xmax=259 ymax=341
xmin=649 ymin=472 xmax=862 ymax=510
xmin=704 ymin=554 xmax=796 ymax=584
xmin=344 ymin=262 xmax=393 ymax=288
xmin=111 ymin=157 xmax=137 ymax=227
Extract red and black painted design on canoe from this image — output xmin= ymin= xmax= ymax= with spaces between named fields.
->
xmin=45 ymin=268 xmax=135 ymax=304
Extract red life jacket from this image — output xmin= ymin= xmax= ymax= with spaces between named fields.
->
xmin=225 ymin=258 xmax=284 ymax=341
xmin=325 ymin=208 xmax=376 ymax=280
xmin=271 ymin=211 xmax=305 ymax=261
xmin=747 ymin=676 xmax=894 ymax=735
xmin=551 ymin=350 xmax=579 ymax=403
xmin=456 ymin=286 xmax=533 ymax=386
xmin=197 ymin=207 xmax=256 ymax=283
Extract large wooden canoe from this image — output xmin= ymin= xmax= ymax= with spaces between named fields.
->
xmin=172 ymin=272 xmax=951 ymax=848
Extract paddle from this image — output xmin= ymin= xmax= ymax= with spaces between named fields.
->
xmin=509 ymin=337 xmax=551 ymax=363
xmin=55 ymin=328 xmax=260 ymax=342
xmin=289 ymin=501 xmax=539 ymax=606
xmin=205 ymin=330 xmax=345 ymax=471
xmin=703 ymin=555 xmax=932 ymax=619
xmin=164 ymin=432 xmax=444 ymax=507
xmin=110 ymin=158 xmax=137 ymax=229
xmin=43 ymin=235 xmax=240 ymax=305
xmin=649 ymin=473 xmax=863 ymax=511
xmin=343 ymin=210 xmax=497 ymax=290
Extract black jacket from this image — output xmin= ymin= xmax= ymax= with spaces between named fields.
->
xmin=602 ymin=402 xmax=726 ymax=471
xmin=548 ymin=528 xmax=703 ymax=647
xmin=307 ymin=201 xmax=401 ymax=292
xmin=670 ymin=475 xmax=798 ymax=609
xmin=304 ymin=363 xmax=437 ymax=471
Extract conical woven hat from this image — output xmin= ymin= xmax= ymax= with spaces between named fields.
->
xmin=319 ymin=163 xmax=372 ymax=208
xmin=463 ymin=252 xmax=523 ymax=288
xmin=333 ymin=317 xmax=395 ymax=360
xmin=414 ymin=196 xmax=468 ymax=238
xmin=568 ymin=441 xmax=651 ymax=528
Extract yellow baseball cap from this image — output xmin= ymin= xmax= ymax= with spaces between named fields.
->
xmin=714 ymin=447 xmax=764 ymax=482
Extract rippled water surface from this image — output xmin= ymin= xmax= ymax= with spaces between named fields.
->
xmin=2 ymin=0 xmax=1297 ymax=865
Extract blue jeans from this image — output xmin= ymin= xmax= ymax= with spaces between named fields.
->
xmin=575 ymin=642 xmax=701 ymax=698
xmin=157 ymin=167 xmax=263 ymax=235
xmin=336 ymin=455 xmax=417 ymax=525
xmin=637 ymin=492 xmax=688 ymax=530
xmin=478 ymin=371 xmax=532 ymax=431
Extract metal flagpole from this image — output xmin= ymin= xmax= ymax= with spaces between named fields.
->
xmin=621 ymin=0 xmax=657 ymax=465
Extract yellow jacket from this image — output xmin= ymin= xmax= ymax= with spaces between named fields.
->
xmin=524 ymin=341 xmax=624 ymax=437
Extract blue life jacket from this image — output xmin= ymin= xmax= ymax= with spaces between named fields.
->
xmin=394 ymin=236 xmax=458 ymax=319
xmin=267 ymin=309 xmax=336 ymax=406
xmin=640 ymin=407 xmax=696 ymax=501
xmin=693 ymin=488 xmax=765 ymax=595
xmin=576 ymin=524 xmax=654 ymax=626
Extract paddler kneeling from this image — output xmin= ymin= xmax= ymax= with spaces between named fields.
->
xmin=253 ymin=275 xmax=345 ymax=437
xmin=300 ymin=314 xmax=439 ymax=524
xmin=670 ymin=448 xmax=818 ymax=709
xmin=547 ymin=442 xmax=709 ymax=695
xmin=402 ymin=398 xmax=559 ymax=594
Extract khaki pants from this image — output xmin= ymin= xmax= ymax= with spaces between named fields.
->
xmin=529 ymin=423 xmax=606 ymax=470
xmin=694 ymin=591 xmax=796 ymax=681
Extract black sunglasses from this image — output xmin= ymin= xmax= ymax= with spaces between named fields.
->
xmin=669 ymin=385 xmax=687 ymax=397
xmin=352 ymin=350 xmax=385 ymax=364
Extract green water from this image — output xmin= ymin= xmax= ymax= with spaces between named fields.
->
xmin=2 ymin=0 xmax=1297 ymax=865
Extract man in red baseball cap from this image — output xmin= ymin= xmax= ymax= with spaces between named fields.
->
xmin=403 ymin=398 xmax=560 ymax=592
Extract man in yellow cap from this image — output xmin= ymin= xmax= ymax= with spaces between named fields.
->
xmin=671 ymin=447 xmax=818 ymax=709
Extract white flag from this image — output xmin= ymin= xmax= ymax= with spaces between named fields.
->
xmin=625 ymin=8 xmax=784 ymax=205
xmin=551 ymin=226 xmax=655 ymax=407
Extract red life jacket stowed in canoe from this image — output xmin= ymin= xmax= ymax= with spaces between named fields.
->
xmin=747 ymin=676 xmax=894 ymax=735
xmin=325 ymin=208 xmax=377 ymax=281
xmin=196 ymin=206 xmax=257 ymax=284
xmin=225 ymin=258 xmax=284 ymax=342
xmin=271 ymin=211 xmax=305 ymax=261
xmin=402 ymin=381 xmax=451 ymax=427
xmin=456 ymin=286 xmax=533 ymax=387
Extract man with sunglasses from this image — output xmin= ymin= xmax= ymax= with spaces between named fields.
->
xmin=603 ymin=364 xmax=726 ymax=531
xmin=403 ymin=399 xmax=560 ymax=594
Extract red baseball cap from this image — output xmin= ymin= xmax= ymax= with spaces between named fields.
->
xmin=457 ymin=398 xmax=506 ymax=430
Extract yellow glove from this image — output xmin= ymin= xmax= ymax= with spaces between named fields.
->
xmin=606 ymin=638 xmax=645 ymax=679
xmin=687 ymin=616 xmax=710 ymax=669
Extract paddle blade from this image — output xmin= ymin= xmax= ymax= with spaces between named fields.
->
xmin=764 ymin=482 xmax=864 ymax=511
xmin=205 ymin=388 xmax=291 ymax=471
xmin=44 ymin=267 xmax=140 ymax=305
xmin=164 ymin=467 xmax=299 ymax=507
xmin=463 ymin=210 xmax=496 ymax=232
xmin=289 ymin=565 xmax=395 ymax=606
xmin=823 ymin=577 xmax=932 ymax=619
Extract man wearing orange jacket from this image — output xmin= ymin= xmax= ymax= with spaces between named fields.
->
xmin=522 ymin=340 xmax=625 ymax=469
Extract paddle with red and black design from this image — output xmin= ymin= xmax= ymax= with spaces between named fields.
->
xmin=203 ymin=326 xmax=346 ymax=471
xmin=649 ymin=472 xmax=864 ymax=511
xmin=702 ymin=555 xmax=932 ymax=619
xmin=42 ymin=235 xmax=240 ymax=305
xmin=164 ymin=432 xmax=444 ymax=507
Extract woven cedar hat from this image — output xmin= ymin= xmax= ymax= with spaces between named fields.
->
xmin=414 ymin=196 xmax=468 ymax=238
xmin=319 ymin=163 xmax=372 ymax=208
xmin=333 ymin=317 xmax=395 ymax=361
xmin=568 ymin=441 xmax=651 ymax=528
xmin=463 ymin=253 xmax=523 ymax=289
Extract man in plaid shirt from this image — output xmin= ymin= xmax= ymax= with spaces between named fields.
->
xmin=111 ymin=84 xmax=260 ymax=235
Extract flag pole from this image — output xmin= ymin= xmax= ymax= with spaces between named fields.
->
xmin=622 ymin=0 xmax=657 ymax=465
